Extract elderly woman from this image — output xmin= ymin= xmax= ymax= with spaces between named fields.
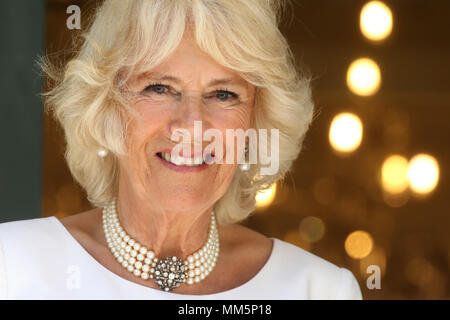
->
xmin=0 ymin=0 xmax=362 ymax=299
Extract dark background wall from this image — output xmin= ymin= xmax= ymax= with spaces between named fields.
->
xmin=0 ymin=0 xmax=45 ymax=222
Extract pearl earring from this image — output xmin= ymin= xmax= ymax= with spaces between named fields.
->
xmin=239 ymin=163 xmax=250 ymax=171
xmin=97 ymin=148 xmax=108 ymax=157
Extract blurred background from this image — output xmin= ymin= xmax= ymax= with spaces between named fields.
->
xmin=0 ymin=0 xmax=449 ymax=299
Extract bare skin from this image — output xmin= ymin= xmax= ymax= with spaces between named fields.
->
xmin=59 ymin=209 xmax=273 ymax=295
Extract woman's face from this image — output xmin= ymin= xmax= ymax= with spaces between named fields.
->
xmin=121 ymin=31 xmax=256 ymax=214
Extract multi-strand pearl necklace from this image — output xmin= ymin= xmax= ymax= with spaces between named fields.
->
xmin=102 ymin=199 xmax=220 ymax=292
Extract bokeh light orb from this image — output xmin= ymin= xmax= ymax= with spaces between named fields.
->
xmin=347 ymin=58 xmax=381 ymax=96
xmin=255 ymin=183 xmax=277 ymax=208
xmin=360 ymin=1 xmax=393 ymax=41
xmin=329 ymin=112 xmax=363 ymax=153
xmin=345 ymin=230 xmax=374 ymax=259
xmin=407 ymin=154 xmax=439 ymax=194
xmin=299 ymin=216 xmax=326 ymax=243
xmin=381 ymin=154 xmax=409 ymax=194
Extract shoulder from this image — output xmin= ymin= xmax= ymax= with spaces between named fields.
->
xmin=271 ymin=238 xmax=363 ymax=299
xmin=0 ymin=216 xmax=59 ymax=243
xmin=0 ymin=216 xmax=71 ymax=259
xmin=0 ymin=216 xmax=69 ymax=299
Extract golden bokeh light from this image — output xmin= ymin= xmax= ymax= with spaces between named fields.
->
xmin=407 ymin=154 xmax=440 ymax=194
xmin=345 ymin=230 xmax=374 ymax=259
xmin=382 ymin=191 xmax=409 ymax=208
xmin=360 ymin=1 xmax=393 ymax=41
xmin=381 ymin=154 xmax=409 ymax=194
xmin=329 ymin=112 xmax=363 ymax=153
xmin=298 ymin=216 xmax=326 ymax=243
xmin=255 ymin=183 xmax=277 ymax=208
xmin=347 ymin=58 xmax=381 ymax=96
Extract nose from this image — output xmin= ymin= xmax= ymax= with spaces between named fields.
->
xmin=168 ymin=93 xmax=207 ymax=146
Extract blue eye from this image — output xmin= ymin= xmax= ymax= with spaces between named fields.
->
xmin=215 ymin=90 xmax=238 ymax=102
xmin=144 ymin=83 xmax=169 ymax=94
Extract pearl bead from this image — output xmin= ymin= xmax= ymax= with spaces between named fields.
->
xmin=142 ymin=265 xmax=149 ymax=272
xmin=136 ymin=254 xmax=144 ymax=261
xmin=187 ymin=278 xmax=194 ymax=285
xmin=187 ymin=255 xmax=194 ymax=263
xmin=194 ymin=276 xmax=200 ymax=283
xmin=139 ymin=247 xmax=147 ymax=255
xmin=127 ymin=265 xmax=134 ymax=272
xmin=133 ymin=269 xmax=141 ymax=276
xmin=141 ymin=272 xmax=149 ymax=280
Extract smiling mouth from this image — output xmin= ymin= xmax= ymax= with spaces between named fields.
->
xmin=156 ymin=152 xmax=213 ymax=166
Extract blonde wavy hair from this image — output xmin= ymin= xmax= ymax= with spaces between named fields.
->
xmin=42 ymin=0 xmax=315 ymax=226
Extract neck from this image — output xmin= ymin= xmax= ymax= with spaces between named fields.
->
xmin=114 ymin=186 xmax=215 ymax=261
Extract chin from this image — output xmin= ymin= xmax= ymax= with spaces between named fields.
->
xmin=156 ymin=188 xmax=213 ymax=212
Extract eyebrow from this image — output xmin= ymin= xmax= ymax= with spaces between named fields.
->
xmin=147 ymin=72 xmax=247 ymax=88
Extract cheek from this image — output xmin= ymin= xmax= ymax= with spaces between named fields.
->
xmin=212 ymin=105 xmax=253 ymax=131
xmin=127 ymin=101 xmax=173 ymax=144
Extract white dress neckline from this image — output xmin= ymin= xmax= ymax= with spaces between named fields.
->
xmin=50 ymin=216 xmax=278 ymax=298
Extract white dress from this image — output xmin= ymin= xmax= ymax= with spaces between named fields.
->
xmin=0 ymin=216 xmax=363 ymax=300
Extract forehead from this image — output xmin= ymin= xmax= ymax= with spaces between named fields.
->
xmin=137 ymin=32 xmax=248 ymax=87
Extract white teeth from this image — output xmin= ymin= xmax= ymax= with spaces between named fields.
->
xmin=163 ymin=153 xmax=170 ymax=162
xmin=160 ymin=152 xmax=205 ymax=166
